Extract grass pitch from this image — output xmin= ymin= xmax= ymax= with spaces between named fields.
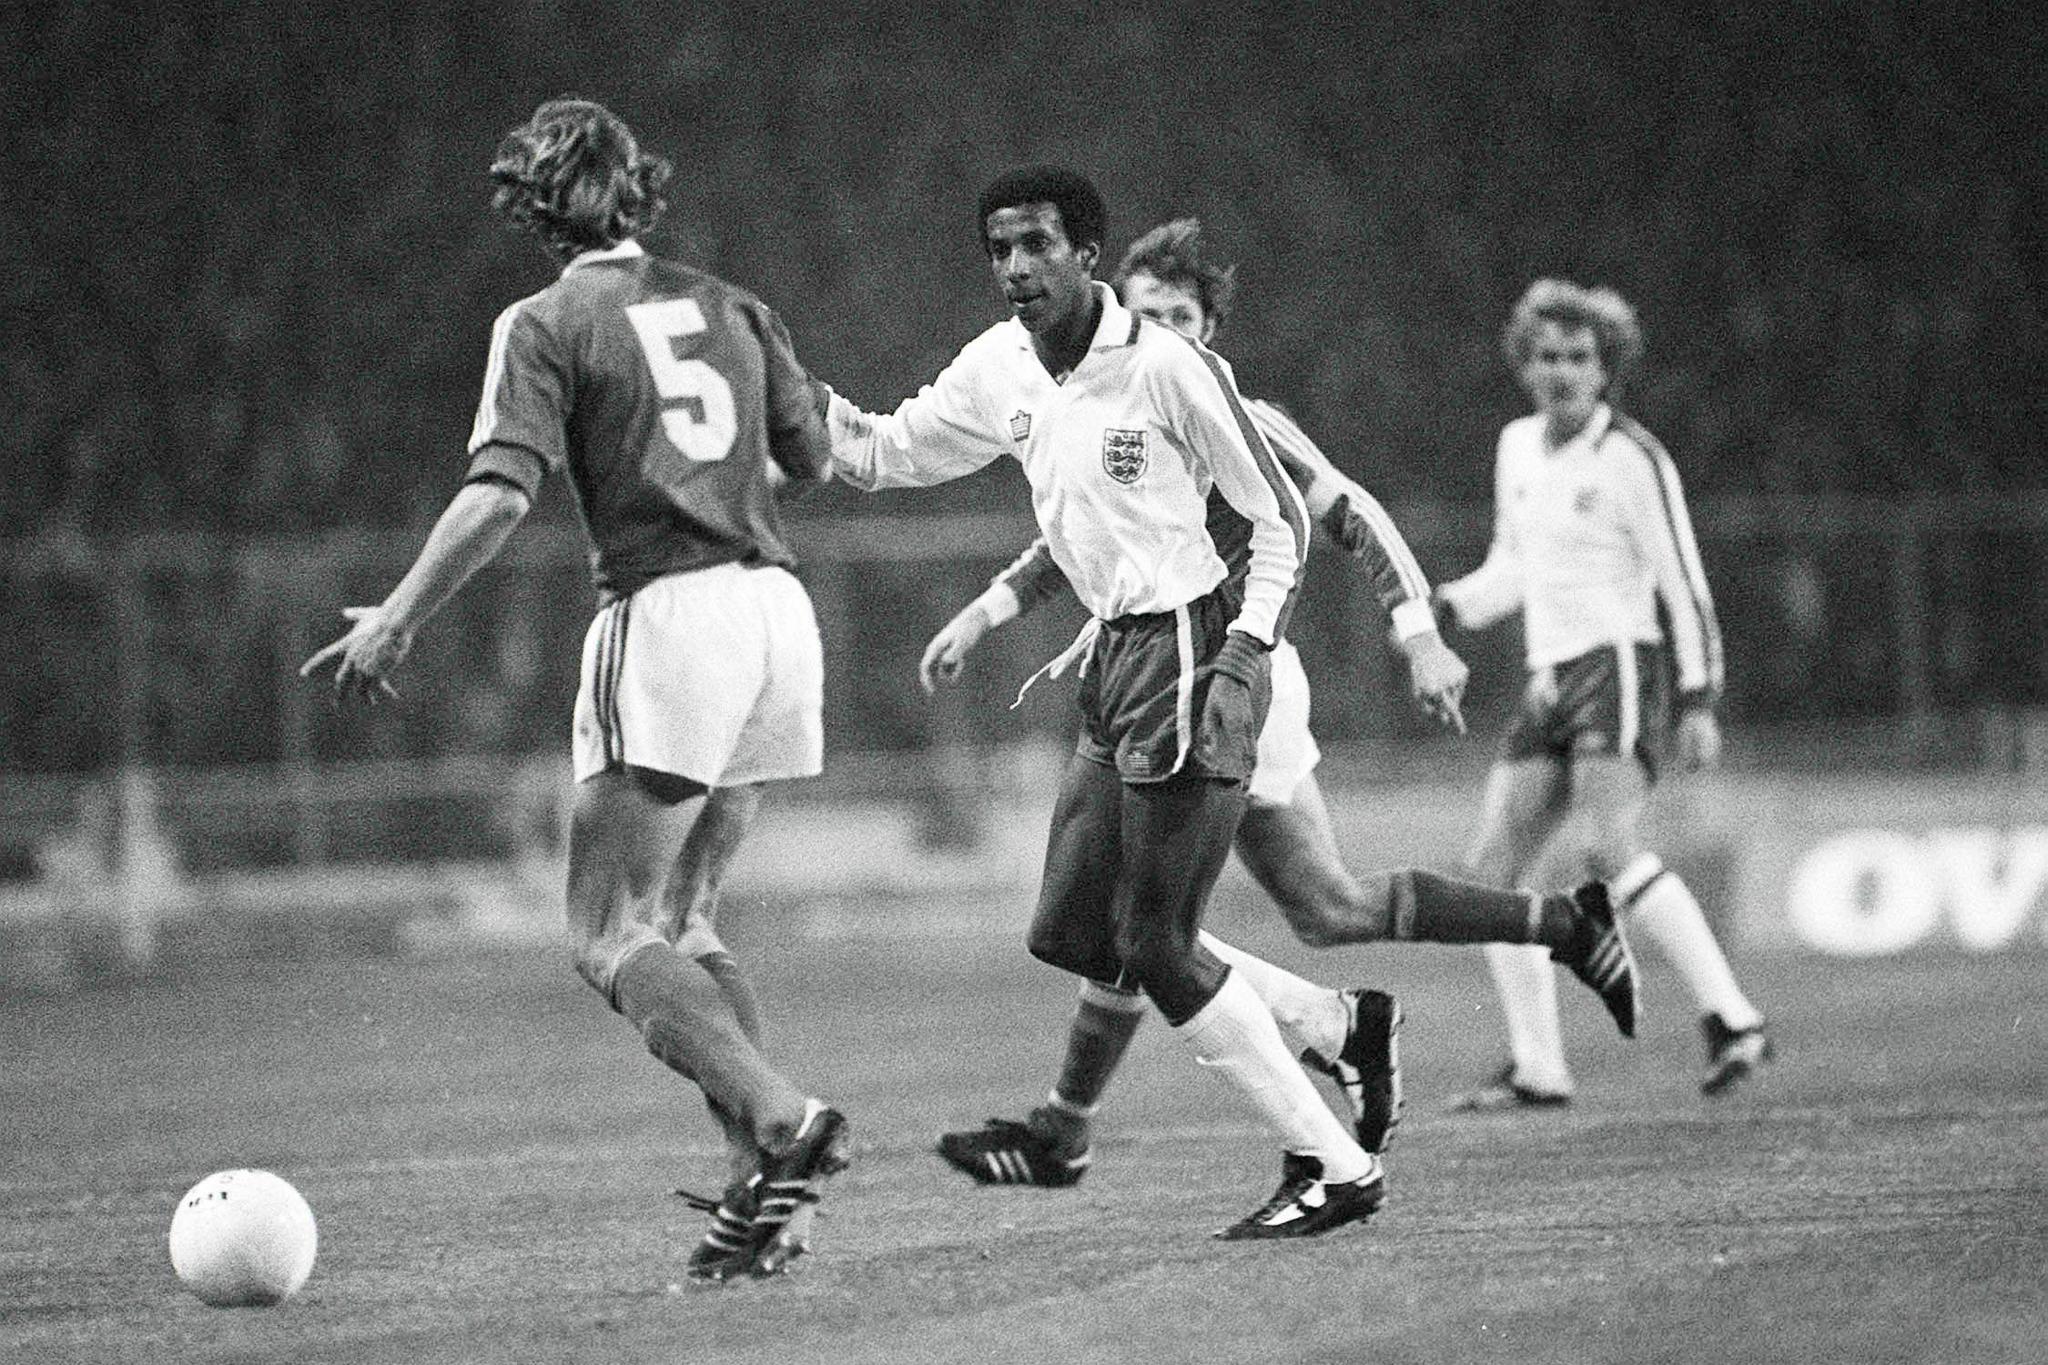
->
xmin=3 ymin=893 xmax=2043 ymax=1364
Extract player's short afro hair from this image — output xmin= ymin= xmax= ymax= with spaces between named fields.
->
xmin=490 ymin=98 xmax=672 ymax=263
xmin=1111 ymin=218 xmax=1238 ymax=334
xmin=1501 ymin=278 xmax=1645 ymax=390
xmin=977 ymin=165 xmax=1106 ymax=256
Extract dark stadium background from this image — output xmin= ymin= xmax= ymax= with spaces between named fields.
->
xmin=3 ymin=5 xmax=2043 ymax=1363
xmin=4 ymin=0 xmax=2041 ymax=776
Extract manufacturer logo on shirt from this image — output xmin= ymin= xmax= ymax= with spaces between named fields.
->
xmin=1102 ymin=428 xmax=1148 ymax=484
xmin=1009 ymin=410 xmax=1033 ymax=443
xmin=1573 ymin=485 xmax=1600 ymax=515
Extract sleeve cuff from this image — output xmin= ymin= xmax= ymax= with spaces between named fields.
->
xmin=1390 ymin=598 xmax=1437 ymax=643
xmin=971 ymin=581 xmax=1022 ymax=628
xmin=1209 ymin=630 xmax=1271 ymax=687
xmin=464 ymin=443 xmax=547 ymax=500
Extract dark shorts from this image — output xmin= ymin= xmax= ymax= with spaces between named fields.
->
xmin=1499 ymin=642 xmax=1670 ymax=779
xmin=1074 ymin=585 xmax=1270 ymax=786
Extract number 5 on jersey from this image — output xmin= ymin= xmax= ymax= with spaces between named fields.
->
xmin=625 ymin=299 xmax=737 ymax=463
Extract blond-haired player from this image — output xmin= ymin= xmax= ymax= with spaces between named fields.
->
xmin=1437 ymin=279 xmax=1771 ymax=1107
xmin=302 ymin=99 xmax=849 ymax=1279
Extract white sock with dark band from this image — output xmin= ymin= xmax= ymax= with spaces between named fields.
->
xmin=1483 ymin=943 xmax=1574 ymax=1094
xmin=1196 ymin=932 xmax=1346 ymax=1060
xmin=1616 ymin=854 xmax=1762 ymax=1030
xmin=1175 ymin=970 xmax=1374 ymax=1185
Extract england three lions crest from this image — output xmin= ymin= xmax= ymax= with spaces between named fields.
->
xmin=1102 ymin=427 xmax=1148 ymax=484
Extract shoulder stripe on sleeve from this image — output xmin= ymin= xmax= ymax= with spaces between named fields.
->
xmin=1243 ymin=397 xmax=1327 ymax=499
xmin=1189 ymin=354 xmax=1308 ymax=557
xmin=1186 ymin=344 xmax=1309 ymax=638
xmin=468 ymin=294 xmax=541 ymax=453
xmin=1615 ymin=414 xmax=1724 ymax=689
xmin=1247 ymin=399 xmax=1430 ymax=600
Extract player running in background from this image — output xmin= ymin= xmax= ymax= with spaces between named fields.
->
xmin=1434 ymin=279 xmax=1772 ymax=1108
xmin=300 ymin=99 xmax=848 ymax=1279
xmin=922 ymin=220 xmax=1639 ymax=1188
xmin=821 ymin=166 xmax=1396 ymax=1238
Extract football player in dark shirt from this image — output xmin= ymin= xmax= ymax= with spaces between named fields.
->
xmin=302 ymin=99 xmax=844 ymax=1280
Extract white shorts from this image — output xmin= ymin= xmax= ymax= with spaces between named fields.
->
xmin=1248 ymin=637 xmax=1321 ymax=805
xmin=572 ymin=562 xmax=824 ymax=787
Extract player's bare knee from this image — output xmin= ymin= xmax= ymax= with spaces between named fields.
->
xmin=1111 ymin=924 xmax=1195 ymax=994
xmin=569 ymin=922 xmax=665 ymax=1005
xmin=1027 ymin=925 xmax=1113 ymax=981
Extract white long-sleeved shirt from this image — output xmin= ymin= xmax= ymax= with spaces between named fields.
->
xmin=977 ymin=394 xmax=1438 ymax=642
xmin=828 ymin=284 xmax=1309 ymax=644
xmin=1439 ymin=403 xmax=1725 ymax=700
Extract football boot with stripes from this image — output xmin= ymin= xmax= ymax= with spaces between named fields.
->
xmin=1214 ymin=1152 xmax=1386 ymax=1240
xmin=1300 ymin=988 xmax=1403 ymax=1154
xmin=937 ymin=1116 xmax=1092 ymax=1187
xmin=681 ymin=1180 xmax=760 ymax=1282
xmin=1551 ymin=880 xmax=1640 ymax=1037
xmin=744 ymin=1100 xmax=851 ymax=1277
xmin=1701 ymin=1014 xmax=1774 ymax=1096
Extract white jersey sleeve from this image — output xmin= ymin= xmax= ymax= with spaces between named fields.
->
xmin=826 ymin=343 xmax=1010 ymax=490
xmin=1161 ymin=346 xmax=1308 ymax=645
xmin=1246 ymin=400 xmax=1435 ymax=640
xmin=1611 ymin=420 xmax=1725 ymax=701
xmin=1440 ymin=431 xmax=1524 ymax=629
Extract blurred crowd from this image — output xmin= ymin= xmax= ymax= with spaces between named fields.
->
xmin=8 ymin=1 xmax=2038 ymax=537
xmin=3 ymin=1 xmax=2040 ymax=774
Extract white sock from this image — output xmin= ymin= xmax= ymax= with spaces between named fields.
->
xmin=1615 ymin=854 xmax=1762 ymax=1030
xmin=1196 ymin=931 xmax=1345 ymax=1060
xmin=1483 ymin=943 xmax=1574 ymax=1094
xmin=1175 ymin=970 xmax=1373 ymax=1184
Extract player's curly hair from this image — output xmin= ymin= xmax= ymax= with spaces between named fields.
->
xmin=490 ymin=99 xmax=672 ymax=264
xmin=1110 ymin=218 xmax=1238 ymax=334
xmin=977 ymin=165 xmax=1106 ymax=256
xmin=1501 ymin=278 xmax=1645 ymax=391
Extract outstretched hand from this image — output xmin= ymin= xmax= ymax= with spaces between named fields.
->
xmin=919 ymin=604 xmax=994 ymax=694
xmin=1403 ymin=633 xmax=1468 ymax=734
xmin=299 ymin=606 xmax=412 ymax=706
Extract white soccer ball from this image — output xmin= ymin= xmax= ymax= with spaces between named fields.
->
xmin=167 ymin=1169 xmax=318 ymax=1307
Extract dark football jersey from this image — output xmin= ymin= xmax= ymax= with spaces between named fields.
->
xmin=465 ymin=240 xmax=831 ymax=599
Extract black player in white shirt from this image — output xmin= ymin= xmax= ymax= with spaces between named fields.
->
xmin=826 ymin=167 xmax=1402 ymax=1239
xmin=920 ymin=221 xmax=1636 ymax=1188
xmin=1435 ymin=279 xmax=1771 ymax=1107
xmin=302 ymin=99 xmax=847 ymax=1279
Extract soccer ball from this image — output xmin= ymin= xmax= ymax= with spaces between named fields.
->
xmin=167 ymin=1170 xmax=318 ymax=1307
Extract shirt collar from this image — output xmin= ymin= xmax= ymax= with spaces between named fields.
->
xmin=1542 ymin=402 xmax=1612 ymax=454
xmin=1088 ymin=282 xmax=1138 ymax=350
xmin=1581 ymin=402 xmax=1614 ymax=447
xmin=563 ymin=238 xmax=646 ymax=274
xmin=1010 ymin=282 xmax=1139 ymax=354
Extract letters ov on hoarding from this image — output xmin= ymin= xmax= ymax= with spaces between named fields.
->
xmin=1788 ymin=828 xmax=2048 ymax=955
